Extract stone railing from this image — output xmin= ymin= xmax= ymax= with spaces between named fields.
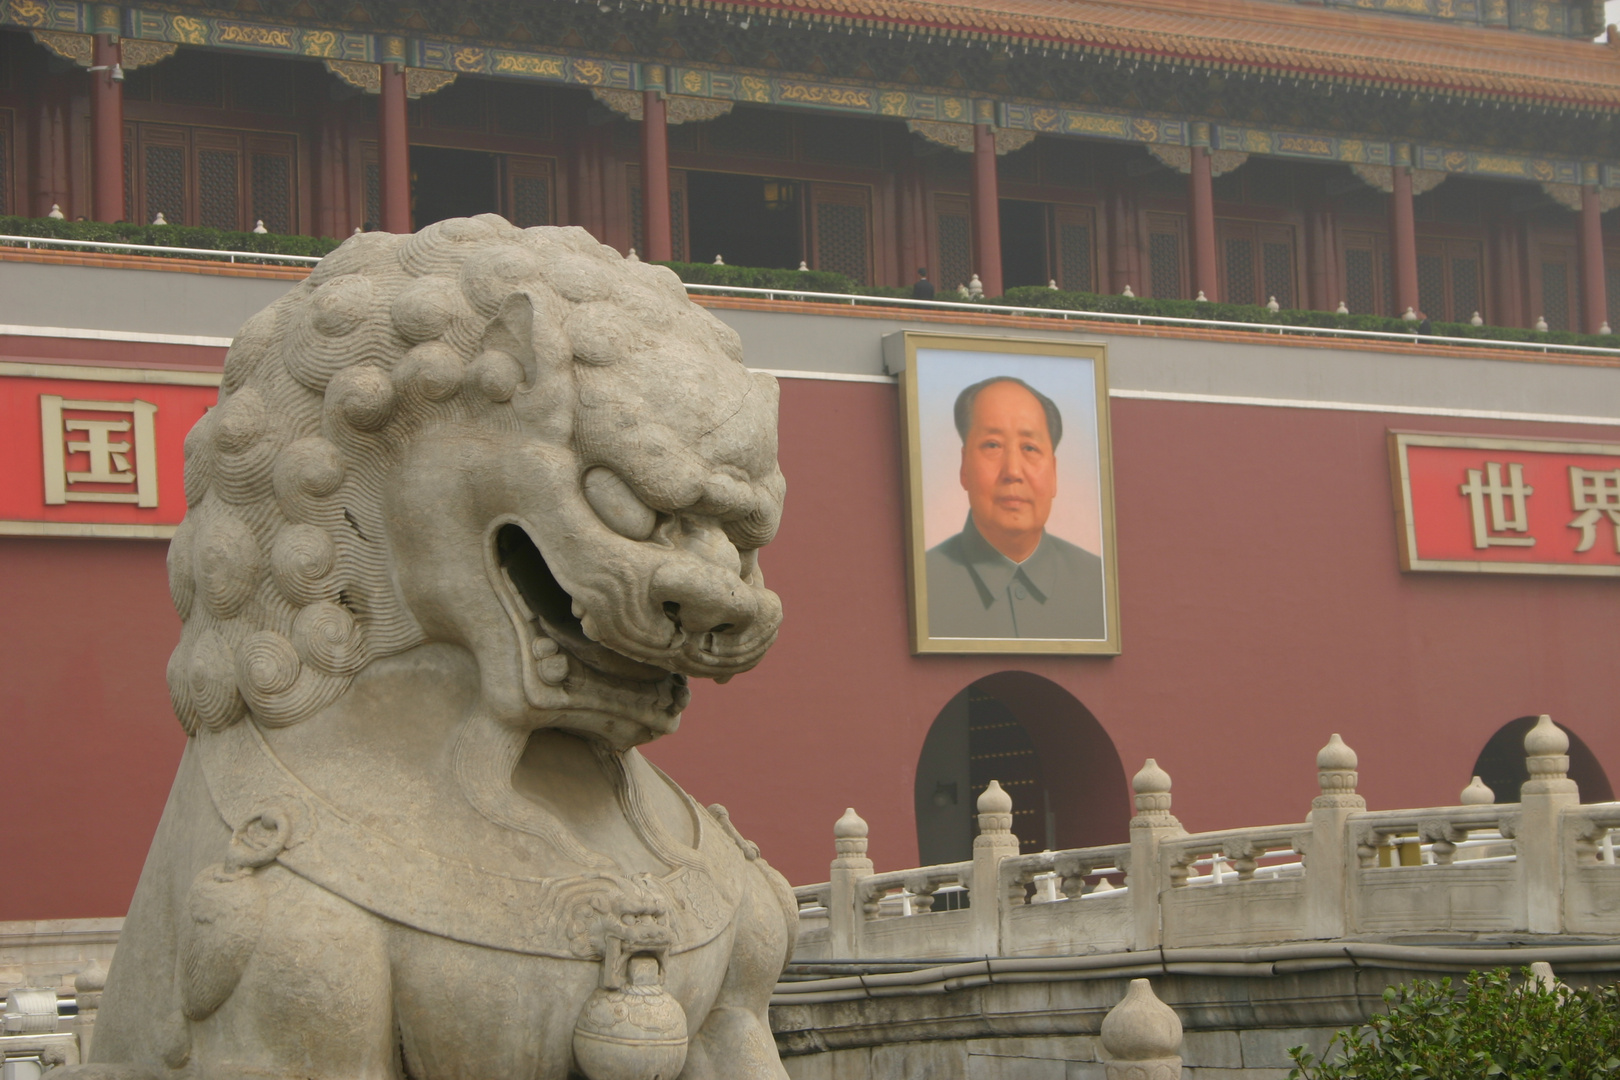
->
xmin=788 ymin=716 xmax=1620 ymax=962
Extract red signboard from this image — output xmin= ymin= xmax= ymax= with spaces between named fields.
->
xmin=0 ymin=364 xmax=219 ymax=539
xmin=1390 ymin=432 xmax=1620 ymax=576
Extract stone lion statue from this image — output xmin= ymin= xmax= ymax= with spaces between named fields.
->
xmin=76 ymin=218 xmax=795 ymax=1080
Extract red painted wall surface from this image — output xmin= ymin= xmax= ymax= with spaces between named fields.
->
xmin=4 ymin=378 xmax=1618 ymax=918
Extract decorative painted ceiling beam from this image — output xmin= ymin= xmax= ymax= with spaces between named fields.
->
xmin=906 ymin=120 xmax=1034 ymax=154
xmin=590 ymin=88 xmax=734 ymax=124
xmin=1146 ymin=145 xmax=1248 ymax=177
xmin=19 ymin=2 xmax=1618 ymax=194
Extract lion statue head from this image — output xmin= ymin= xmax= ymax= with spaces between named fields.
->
xmin=167 ymin=217 xmax=784 ymax=748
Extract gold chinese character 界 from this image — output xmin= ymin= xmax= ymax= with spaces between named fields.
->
xmin=1459 ymin=461 xmax=1533 ymax=548
xmin=1569 ymin=466 xmax=1620 ymax=553
xmin=40 ymin=395 xmax=159 ymax=507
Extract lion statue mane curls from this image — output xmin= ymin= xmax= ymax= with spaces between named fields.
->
xmin=76 ymin=219 xmax=797 ymax=1080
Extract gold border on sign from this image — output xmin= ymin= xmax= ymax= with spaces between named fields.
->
xmin=898 ymin=331 xmax=1121 ymax=655
xmin=0 ymin=363 xmax=220 ymax=540
xmin=1388 ymin=430 xmax=1620 ymax=578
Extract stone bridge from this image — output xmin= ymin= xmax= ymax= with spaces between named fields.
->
xmin=770 ymin=716 xmax=1620 ymax=1079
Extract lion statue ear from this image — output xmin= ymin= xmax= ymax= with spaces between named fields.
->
xmin=482 ymin=291 xmax=573 ymax=391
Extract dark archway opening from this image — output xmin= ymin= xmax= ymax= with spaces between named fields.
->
xmin=914 ymin=672 xmax=1128 ymax=866
xmin=412 ymin=147 xmax=499 ymax=230
xmin=1471 ymin=716 xmax=1614 ymax=803
xmin=999 ymin=199 xmax=1049 ymax=290
xmin=685 ymin=171 xmax=803 ymax=270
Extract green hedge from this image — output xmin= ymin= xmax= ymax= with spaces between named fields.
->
xmin=0 ymin=215 xmax=342 ymax=258
xmin=1000 ymin=285 xmax=1618 ymax=348
xmin=651 ymin=260 xmax=859 ymax=294
xmin=1289 ymin=969 xmax=1620 ymax=1080
xmin=1 ymin=213 xmax=1613 ymax=351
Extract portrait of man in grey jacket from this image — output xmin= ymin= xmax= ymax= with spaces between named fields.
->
xmin=925 ymin=376 xmax=1105 ymax=640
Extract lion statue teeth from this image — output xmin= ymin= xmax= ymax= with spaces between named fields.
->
xmin=75 ymin=218 xmax=797 ymax=1080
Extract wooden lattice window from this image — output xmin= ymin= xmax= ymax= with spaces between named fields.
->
xmin=809 ymin=182 xmax=872 ymax=285
xmin=197 ymin=145 xmax=240 ymax=231
xmin=1415 ymin=238 xmax=1486 ymax=323
xmin=1053 ymin=205 xmax=1094 ymax=293
xmin=1218 ymin=221 xmax=1296 ymax=308
xmin=1146 ymin=212 xmax=1186 ymax=300
xmin=1538 ymin=245 xmax=1576 ymax=332
xmin=1341 ymin=231 xmax=1393 ymax=315
xmin=143 ymin=132 xmax=187 ymax=225
xmin=127 ymin=123 xmax=296 ymax=231
xmin=250 ymin=148 xmax=292 ymax=234
xmin=505 ymin=156 xmax=554 ymax=229
xmin=627 ymin=165 xmax=689 ymax=262
xmin=0 ymin=108 xmax=11 ymax=217
xmin=934 ymin=194 xmax=973 ymax=294
xmin=361 ymin=145 xmax=380 ymax=229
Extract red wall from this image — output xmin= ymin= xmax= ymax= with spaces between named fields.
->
xmin=5 ymin=378 xmax=1619 ymax=918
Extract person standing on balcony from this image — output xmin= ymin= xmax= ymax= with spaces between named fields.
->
xmin=913 ymin=268 xmax=936 ymax=301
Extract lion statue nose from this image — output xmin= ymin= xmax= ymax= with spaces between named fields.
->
xmin=649 ymin=558 xmax=767 ymax=639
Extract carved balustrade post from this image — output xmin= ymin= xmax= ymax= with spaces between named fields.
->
xmin=972 ymin=780 xmax=1019 ymax=955
xmin=1304 ymin=734 xmax=1364 ymax=939
xmin=1101 ymin=978 xmax=1184 ymax=1080
xmin=1128 ymin=759 xmax=1184 ymax=950
xmin=828 ymin=807 xmax=873 ymax=958
xmin=74 ymin=960 xmax=106 ymax=1062
xmin=1517 ymin=715 xmax=1579 ymax=933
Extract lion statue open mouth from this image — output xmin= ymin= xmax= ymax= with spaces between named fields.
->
xmin=78 ymin=219 xmax=798 ymax=1080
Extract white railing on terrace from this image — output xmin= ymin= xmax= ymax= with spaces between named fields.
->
xmin=790 ymin=718 xmax=1620 ymax=964
xmin=0 ymin=234 xmax=323 ymax=265
xmin=6 ymin=233 xmax=1620 ymax=359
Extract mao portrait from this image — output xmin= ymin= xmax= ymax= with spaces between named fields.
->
xmin=896 ymin=333 xmax=1119 ymax=655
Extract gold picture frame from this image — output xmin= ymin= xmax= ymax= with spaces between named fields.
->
xmin=892 ymin=331 xmax=1121 ymax=655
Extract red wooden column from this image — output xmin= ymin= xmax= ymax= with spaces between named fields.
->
xmin=971 ymin=122 xmax=1003 ymax=297
xmin=89 ymin=34 xmax=124 ymax=222
xmin=1579 ymin=170 xmax=1609 ymax=334
xmin=1188 ymin=124 xmax=1218 ymax=301
xmin=1389 ymin=145 xmax=1420 ymax=318
xmin=378 ymin=38 xmax=411 ymax=233
xmin=641 ymin=90 xmax=672 ymax=262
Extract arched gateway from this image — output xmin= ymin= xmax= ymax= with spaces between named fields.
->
xmin=913 ymin=672 xmax=1128 ymax=866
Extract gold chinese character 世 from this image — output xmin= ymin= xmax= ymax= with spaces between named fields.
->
xmin=40 ymin=395 xmax=159 ymax=507
xmin=1569 ymin=466 xmax=1620 ymax=554
xmin=1459 ymin=461 xmax=1533 ymax=548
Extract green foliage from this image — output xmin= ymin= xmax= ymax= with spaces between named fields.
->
xmin=1288 ymin=969 xmax=1620 ymax=1080
xmin=0 ymin=215 xmax=342 ymax=259
xmin=652 ymin=260 xmax=857 ymax=294
xmin=1000 ymin=285 xmax=1617 ymax=349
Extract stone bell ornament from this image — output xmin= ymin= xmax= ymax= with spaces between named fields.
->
xmin=573 ymin=919 xmax=689 ymax=1080
xmin=64 ymin=218 xmax=799 ymax=1080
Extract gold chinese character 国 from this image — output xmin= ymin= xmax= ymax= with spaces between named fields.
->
xmin=40 ymin=395 xmax=159 ymax=507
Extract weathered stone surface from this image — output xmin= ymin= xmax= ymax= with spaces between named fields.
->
xmin=66 ymin=219 xmax=795 ymax=1080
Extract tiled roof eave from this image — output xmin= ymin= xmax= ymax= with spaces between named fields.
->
xmin=684 ymin=0 xmax=1620 ymax=111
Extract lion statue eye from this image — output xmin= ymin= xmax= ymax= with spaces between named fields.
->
xmin=581 ymin=467 xmax=657 ymax=541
